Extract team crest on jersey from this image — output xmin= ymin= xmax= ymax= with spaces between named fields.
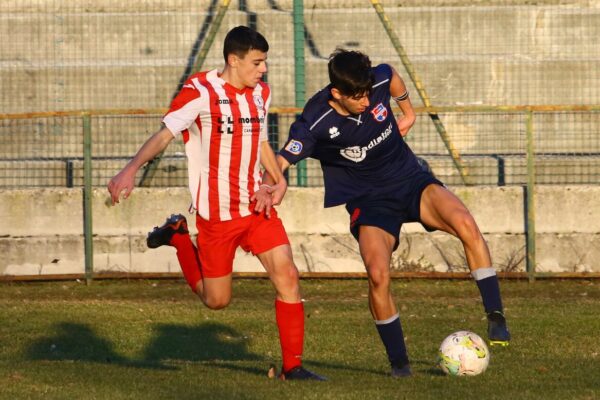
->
xmin=253 ymin=95 xmax=264 ymax=109
xmin=285 ymin=139 xmax=303 ymax=155
xmin=370 ymin=103 xmax=388 ymax=122
xmin=329 ymin=126 xmax=340 ymax=139
xmin=340 ymin=146 xmax=367 ymax=163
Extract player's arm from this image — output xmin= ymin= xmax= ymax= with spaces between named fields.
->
xmin=252 ymin=141 xmax=289 ymax=217
xmin=390 ymin=65 xmax=416 ymax=137
xmin=261 ymin=154 xmax=291 ymax=189
xmin=255 ymin=112 xmax=314 ymax=211
xmin=107 ymin=126 xmax=174 ymax=205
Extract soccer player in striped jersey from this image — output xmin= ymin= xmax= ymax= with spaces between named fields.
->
xmin=261 ymin=49 xmax=510 ymax=377
xmin=107 ymin=26 xmax=325 ymax=381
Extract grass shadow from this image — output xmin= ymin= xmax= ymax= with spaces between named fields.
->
xmin=26 ymin=321 xmax=264 ymax=373
xmin=141 ymin=321 xmax=265 ymax=375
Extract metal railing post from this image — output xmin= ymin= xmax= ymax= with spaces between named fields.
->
xmin=82 ymin=113 xmax=94 ymax=284
xmin=293 ymin=0 xmax=307 ymax=187
xmin=525 ymin=110 xmax=537 ymax=282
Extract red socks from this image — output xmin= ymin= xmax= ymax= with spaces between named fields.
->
xmin=170 ymin=233 xmax=202 ymax=292
xmin=275 ymin=299 xmax=305 ymax=372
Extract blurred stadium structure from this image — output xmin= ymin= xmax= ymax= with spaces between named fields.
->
xmin=1 ymin=0 xmax=599 ymax=188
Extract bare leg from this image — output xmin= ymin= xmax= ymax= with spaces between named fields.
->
xmin=358 ymin=225 xmax=397 ymax=320
xmin=257 ymin=244 xmax=301 ymax=303
xmin=358 ymin=226 xmax=410 ymax=375
xmin=419 ymin=184 xmax=491 ymax=271
xmin=419 ymin=184 xmax=510 ymax=344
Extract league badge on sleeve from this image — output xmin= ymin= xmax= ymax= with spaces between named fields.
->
xmin=370 ymin=103 xmax=388 ymax=122
xmin=285 ymin=139 xmax=303 ymax=155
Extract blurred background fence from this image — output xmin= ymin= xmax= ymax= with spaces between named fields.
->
xmin=1 ymin=0 xmax=599 ymax=188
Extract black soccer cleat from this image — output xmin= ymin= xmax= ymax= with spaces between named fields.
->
xmin=487 ymin=310 xmax=511 ymax=347
xmin=280 ymin=366 xmax=327 ymax=381
xmin=391 ymin=362 xmax=412 ymax=378
xmin=146 ymin=214 xmax=188 ymax=249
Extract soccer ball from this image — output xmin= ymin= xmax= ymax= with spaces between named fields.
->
xmin=438 ymin=330 xmax=490 ymax=376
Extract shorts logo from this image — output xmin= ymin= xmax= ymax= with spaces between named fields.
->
xmin=329 ymin=126 xmax=340 ymax=139
xmin=253 ymin=95 xmax=264 ymax=109
xmin=350 ymin=208 xmax=361 ymax=228
xmin=370 ymin=103 xmax=388 ymax=122
xmin=340 ymin=146 xmax=367 ymax=162
xmin=285 ymin=139 xmax=303 ymax=155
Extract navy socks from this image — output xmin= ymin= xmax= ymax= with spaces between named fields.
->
xmin=375 ymin=313 xmax=409 ymax=367
xmin=472 ymin=267 xmax=503 ymax=313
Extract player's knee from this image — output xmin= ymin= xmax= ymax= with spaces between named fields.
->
xmin=278 ymin=264 xmax=301 ymax=290
xmin=284 ymin=262 xmax=300 ymax=282
xmin=203 ymin=294 xmax=231 ymax=310
xmin=271 ymin=263 xmax=301 ymax=299
xmin=367 ymin=265 xmax=391 ymax=290
xmin=454 ymin=212 xmax=482 ymax=243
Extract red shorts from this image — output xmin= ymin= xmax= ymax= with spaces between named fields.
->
xmin=195 ymin=209 xmax=290 ymax=278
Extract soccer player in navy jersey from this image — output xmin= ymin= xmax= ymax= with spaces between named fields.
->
xmin=260 ymin=49 xmax=510 ymax=377
xmin=108 ymin=26 xmax=325 ymax=381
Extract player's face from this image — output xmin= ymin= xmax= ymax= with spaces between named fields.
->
xmin=232 ymin=49 xmax=268 ymax=88
xmin=334 ymin=92 xmax=370 ymax=115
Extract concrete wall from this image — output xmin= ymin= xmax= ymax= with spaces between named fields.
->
xmin=1 ymin=186 xmax=599 ymax=277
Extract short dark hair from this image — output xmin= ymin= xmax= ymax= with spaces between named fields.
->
xmin=327 ymin=49 xmax=374 ymax=97
xmin=223 ymin=26 xmax=269 ymax=63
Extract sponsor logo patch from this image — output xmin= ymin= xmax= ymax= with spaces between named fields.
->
xmin=285 ymin=139 xmax=303 ymax=155
xmin=370 ymin=102 xmax=388 ymax=122
xmin=339 ymin=122 xmax=393 ymax=163
xmin=329 ymin=126 xmax=340 ymax=139
xmin=340 ymin=146 xmax=367 ymax=163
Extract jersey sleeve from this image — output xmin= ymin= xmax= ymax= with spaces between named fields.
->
xmin=373 ymin=64 xmax=393 ymax=96
xmin=162 ymin=78 xmax=202 ymax=137
xmin=279 ymin=113 xmax=317 ymax=165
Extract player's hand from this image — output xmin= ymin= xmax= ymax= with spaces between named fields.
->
xmin=251 ymin=184 xmax=274 ymax=218
xmin=269 ymin=179 xmax=287 ymax=206
xmin=107 ymin=168 xmax=136 ymax=205
xmin=396 ymin=115 xmax=414 ymax=137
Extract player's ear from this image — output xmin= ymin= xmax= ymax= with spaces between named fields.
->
xmin=330 ymin=87 xmax=343 ymax=100
xmin=227 ymin=53 xmax=239 ymax=68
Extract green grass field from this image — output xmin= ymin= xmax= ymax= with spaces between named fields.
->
xmin=1 ymin=278 xmax=598 ymax=399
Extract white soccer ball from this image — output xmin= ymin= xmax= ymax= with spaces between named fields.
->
xmin=438 ymin=330 xmax=490 ymax=376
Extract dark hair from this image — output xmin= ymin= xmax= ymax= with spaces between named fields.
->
xmin=327 ymin=49 xmax=374 ymax=97
xmin=223 ymin=26 xmax=269 ymax=63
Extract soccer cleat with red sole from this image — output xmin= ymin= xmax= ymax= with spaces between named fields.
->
xmin=146 ymin=214 xmax=188 ymax=249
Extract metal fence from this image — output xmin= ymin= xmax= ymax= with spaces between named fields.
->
xmin=2 ymin=106 xmax=599 ymax=188
xmin=1 ymin=0 xmax=599 ymax=187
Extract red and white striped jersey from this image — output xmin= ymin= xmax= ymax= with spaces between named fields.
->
xmin=163 ymin=69 xmax=271 ymax=222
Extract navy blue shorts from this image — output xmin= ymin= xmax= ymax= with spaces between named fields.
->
xmin=345 ymin=171 xmax=444 ymax=250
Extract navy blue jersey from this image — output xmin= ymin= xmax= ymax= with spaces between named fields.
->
xmin=279 ymin=64 xmax=422 ymax=207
